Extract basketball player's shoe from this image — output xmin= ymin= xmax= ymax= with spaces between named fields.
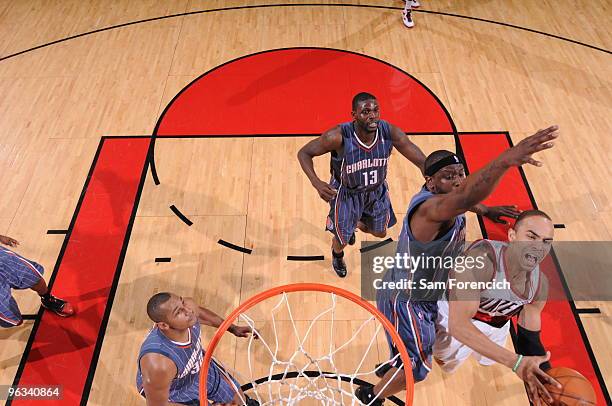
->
xmin=355 ymin=386 xmax=384 ymax=405
xmin=332 ymin=254 xmax=347 ymax=278
xmin=41 ymin=294 xmax=75 ymax=317
xmin=245 ymin=395 xmax=260 ymax=406
xmin=410 ymin=0 xmax=420 ymax=7
xmin=402 ymin=9 xmax=415 ymax=28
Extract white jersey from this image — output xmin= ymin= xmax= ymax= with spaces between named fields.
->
xmin=473 ymin=240 xmax=541 ymax=328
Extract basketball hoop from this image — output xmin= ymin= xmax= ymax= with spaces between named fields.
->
xmin=201 ymin=283 xmax=414 ymax=405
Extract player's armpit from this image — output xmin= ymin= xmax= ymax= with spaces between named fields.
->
xmin=140 ymin=353 xmax=178 ymax=406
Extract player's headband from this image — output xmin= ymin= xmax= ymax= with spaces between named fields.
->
xmin=424 ymin=154 xmax=465 ymax=176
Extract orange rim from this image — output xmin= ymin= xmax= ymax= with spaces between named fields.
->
xmin=200 ymin=283 xmax=414 ymax=405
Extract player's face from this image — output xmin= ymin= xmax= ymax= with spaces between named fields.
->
xmin=426 ymin=164 xmax=466 ymax=194
xmin=507 ymin=216 xmax=554 ymax=271
xmin=352 ymin=99 xmax=380 ymax=134
xmin=157 ymin=294 xmax=198 ymax=331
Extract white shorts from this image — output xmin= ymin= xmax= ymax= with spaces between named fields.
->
xmin=433 ymin=300 xmax=510 ymax=373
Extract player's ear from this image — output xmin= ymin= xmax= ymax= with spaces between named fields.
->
xmin=156 ymin=321 xmax=170 ymax=331
xmin=425 ymin=176 xmax=435 ymax=192
xmin=507 ymin=226 xmax=517 ymax=241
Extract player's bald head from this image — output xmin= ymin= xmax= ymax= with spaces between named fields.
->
xmin=514 ymin=209 xmax=552 ymax=227
xmin=147 ymin=292 xmax=172 ymax=323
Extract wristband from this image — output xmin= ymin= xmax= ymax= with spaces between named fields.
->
xmin=512 ymin=355 xmax=524 ymax=372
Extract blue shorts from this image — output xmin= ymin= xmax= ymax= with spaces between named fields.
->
xmin=377 ymin=291 xmax=437 ymax=383
xmin=326 ymin=181 xmax=397 ymax=245
xmin=207 ymin=359 xmax=241 ymax=403
xmin=0 ymin=248 xmax=44 ymax=328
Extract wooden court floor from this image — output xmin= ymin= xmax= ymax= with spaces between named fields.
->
xmin=0 ymin=1 xmax=610 ymax=405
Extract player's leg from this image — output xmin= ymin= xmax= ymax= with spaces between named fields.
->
xmin=433 ymin=300 xmax=474 ymax=373
xmin=360 ymin=182 xmax=397 ymax=239
xmin=0 ymin=281 xmax=23 ymax=327
xmin=402 ymin=0 xmax=415 ymax=28
xmin=208 ymin=359 xmax=259 ymax=405
xmin=355 ymin=292 xmax=404 ymax=405
xmin=0 ymin=248 xmax=73 ymax=317
xmin=326 ymin=191 xmax=361 ymax=277
xmin=356 ymin=299 xmax=436 ymax=403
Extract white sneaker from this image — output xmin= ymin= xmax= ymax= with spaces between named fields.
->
xmin=410 ymin=0 xmax=420 ymax=7
xmin=402 ymin=10 xmax=415 ymax=28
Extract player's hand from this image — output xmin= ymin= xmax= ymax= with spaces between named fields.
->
xmin=313 ymin=179 xmax=337 ymax=202
xmin=482 ymin=205 xmax=521 ymax=224
xmin=0 ymin=235 xmax=19 ymax=247
xmin=500 ymin=126 xmax=559 ymax=168
xmin=515 ymin=352 xmax=561 ymax=406
xmin=229 ymin=325 xmax=258 ymax=339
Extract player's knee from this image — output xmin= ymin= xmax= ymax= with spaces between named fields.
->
xmin=333 ymin=236 xmax=347 ymax=248
xmin=371 ymin=230 xmax=387 ymax=238
xmin=413 ymin=366 xmax=431 ymax=383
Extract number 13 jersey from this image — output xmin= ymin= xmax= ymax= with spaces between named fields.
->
xmin=330 ymin=120 xmax=393 ymax=193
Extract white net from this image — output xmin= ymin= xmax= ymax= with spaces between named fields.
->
xmin=211 ymin=290 xmax=407 ymax=406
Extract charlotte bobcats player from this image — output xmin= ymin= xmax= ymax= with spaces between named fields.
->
xmin=137 ymin=292 xmax=258 ymax=406
xmin=355 ymin=126 xmax=559 ymax=405
xmin=298 ymin=92 xmax=426 ymax=277
xmin=0 ymin=235 xmax=73 ymax=328
xmin=435 ymin=210 xmax=560 ymax=405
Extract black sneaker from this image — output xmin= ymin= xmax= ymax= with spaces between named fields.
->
xmin=355 ymin=385 xmax=384 ymax=405
xmin=41 ymin=294 xmax=75 ymax=317
xmin=244 ymin=395 xmax=259 ymax=406
xmin=348 ymin=232 xmax=356 ymax=246
xmin=375 ymin=362 xmax=392 ymax=378
xmin=332 ymin=255 xmax=347 ymax=278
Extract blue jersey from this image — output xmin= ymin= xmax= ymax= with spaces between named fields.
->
xmin=330 ymin=120 xmax=393 ymax=192
xmin=384 ymin=186 xmax=467 ymax=302
xmin=137 ymin=323 xmax=202 ymax=403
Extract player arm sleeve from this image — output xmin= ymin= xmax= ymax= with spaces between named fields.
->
xmin=516 ymin=324 xmax=551 ymax=371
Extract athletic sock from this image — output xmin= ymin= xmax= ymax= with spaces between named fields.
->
xmin=332 ymin=250 xmax=344 ymax=258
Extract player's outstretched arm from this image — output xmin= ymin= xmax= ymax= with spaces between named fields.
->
xmin=297 ymin=127 xmax=343 ymax=202
xmin=422 ymin=126 xmax=558 ymax=223
xmin=388 ymin=124 xmax=426 ymax=173
xmin=140 ymin=353 xmax=184 ymax=406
